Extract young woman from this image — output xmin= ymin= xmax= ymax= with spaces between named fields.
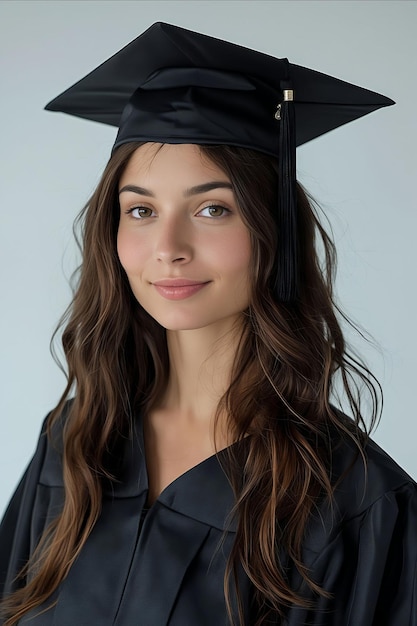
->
xmin=1 ymin=22 xmax=416 ymax=626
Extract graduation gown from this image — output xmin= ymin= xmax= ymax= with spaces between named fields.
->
xmin=1 ymin=412 xmax=416 ymax=625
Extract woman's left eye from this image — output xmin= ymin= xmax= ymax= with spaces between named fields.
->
xmin=197 ymin=205 xmax=230 ymax=218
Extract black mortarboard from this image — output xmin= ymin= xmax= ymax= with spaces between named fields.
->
xmin=45 ymin=22 xmax=394 ymax=301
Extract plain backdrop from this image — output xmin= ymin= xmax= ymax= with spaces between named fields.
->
xmin=0 ymin=0 xmax=416 ymax=515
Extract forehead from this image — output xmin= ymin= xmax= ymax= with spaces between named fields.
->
xmin=119 ymin=143 xmax=229 ymax=187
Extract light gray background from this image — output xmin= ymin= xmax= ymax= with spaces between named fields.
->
xmin=1 ymin=0 xmax=416 ymax=515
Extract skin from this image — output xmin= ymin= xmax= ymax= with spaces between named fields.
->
xmin=117 ymin=143 xmax=252 ymax=502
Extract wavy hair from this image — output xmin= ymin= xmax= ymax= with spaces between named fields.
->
xmin=1 ymin=142 xmax=380 ymax=625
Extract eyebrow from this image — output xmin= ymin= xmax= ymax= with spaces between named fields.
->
xmin=118 ymin=181 xmax=233 ymax=197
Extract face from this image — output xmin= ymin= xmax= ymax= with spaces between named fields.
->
xmin=117 ymin=143 xmax=252 ymax=333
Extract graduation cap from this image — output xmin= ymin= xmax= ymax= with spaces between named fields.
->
xmin=45 ymin=22 xmax=394 ymax=302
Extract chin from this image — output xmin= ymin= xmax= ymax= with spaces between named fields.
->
xmin=151 ymin=315 xmax=217 ymax=332
xmin=147 ymin=308 xmax=247 ymax=334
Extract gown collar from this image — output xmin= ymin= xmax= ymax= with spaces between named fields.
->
xmin=112 ymin=412 xmax=239 ymax=532
xmin=42 ymin=410 xmax=240 ymax=532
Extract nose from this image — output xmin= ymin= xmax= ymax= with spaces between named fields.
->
xmin=154 ymin=215 xmax=193 ymax=265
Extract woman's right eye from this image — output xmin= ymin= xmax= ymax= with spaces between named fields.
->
xmin=126 ymin=207 xmax=155 ymax=219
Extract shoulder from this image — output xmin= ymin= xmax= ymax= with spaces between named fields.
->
xmin=329 ymin=427 xmax=416 ymax=521
xmin=286 ymin=427 xmax=417 ymax=624
xmin=298 ymin=423 xmax=417 ymax=570
xmin=0 ymin=401 xmax=72 ymax=597
xmin=296 ymin=424 xmax=417 ymax=581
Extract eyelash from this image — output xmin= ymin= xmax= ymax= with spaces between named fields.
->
xmin=124 ymin=205 xmax=231 ymax=219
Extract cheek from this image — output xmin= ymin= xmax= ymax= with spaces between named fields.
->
xmin=117 ymin=229 xmax=145 ymax=274
xmin=217 ymin=228 xmax=252 ymax=279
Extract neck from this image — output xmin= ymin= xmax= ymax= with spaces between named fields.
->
xmin=160 ymin=316 xmax=244 ymax=425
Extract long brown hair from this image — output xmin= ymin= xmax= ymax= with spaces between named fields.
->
xmin=1 ymin=143 xmax=380 ymax=625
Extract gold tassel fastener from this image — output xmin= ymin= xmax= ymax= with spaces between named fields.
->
xmin=274 ymin=89 xmax=294 ymax=120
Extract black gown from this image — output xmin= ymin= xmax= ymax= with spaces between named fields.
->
xmin=1 ymin=411 xmax=416 ymax=625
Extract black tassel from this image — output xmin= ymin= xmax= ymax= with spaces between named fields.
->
xmin=274 ymin=80 xmax=297 ymax=302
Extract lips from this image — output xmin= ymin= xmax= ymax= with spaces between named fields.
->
xmin=153 ymin=278 xmax=208 ymax=287
xmin=152 ymin=278 xmax=210 ymax=300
